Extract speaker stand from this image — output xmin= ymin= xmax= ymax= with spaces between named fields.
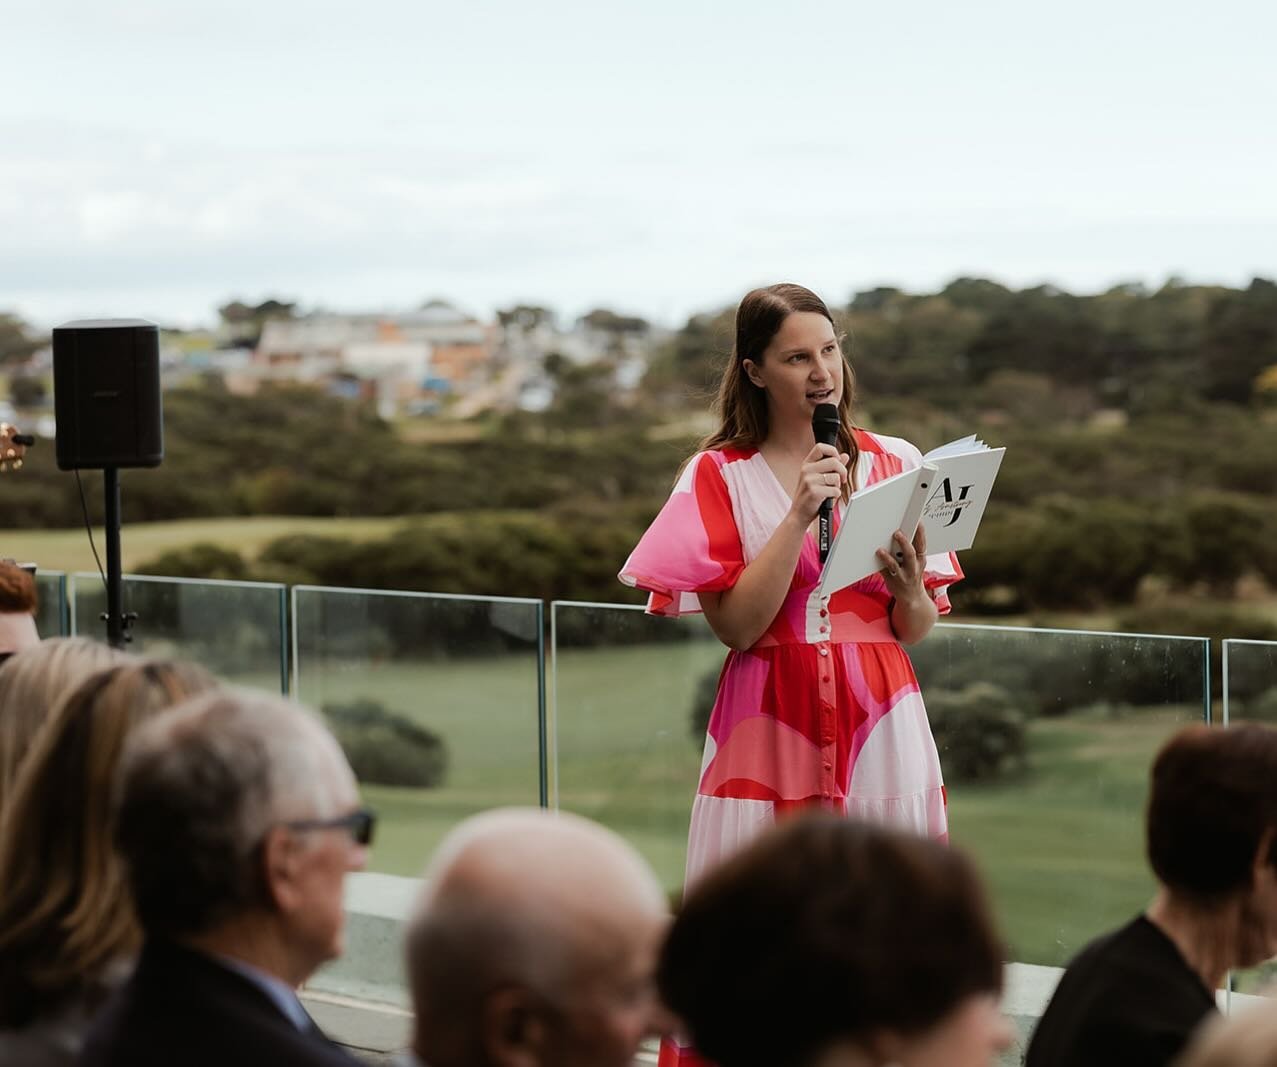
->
xmin=101 ymin=467 xmax=136 ymax=649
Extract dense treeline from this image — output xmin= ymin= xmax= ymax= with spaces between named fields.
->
xmin=4 ymin=276 xmax=1277 ymax=633
xmin=0 ymin=383 xmax=684 ymax=528
xmin=644 ymin=275 xmax=1277 ymax=410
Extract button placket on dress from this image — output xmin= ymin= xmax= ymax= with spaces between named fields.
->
xmin=815 ymin=594 xmax=837 ymax=797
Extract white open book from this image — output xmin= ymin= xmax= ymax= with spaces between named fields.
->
xmin=817 ymin=435 xmax=1006 ymax=598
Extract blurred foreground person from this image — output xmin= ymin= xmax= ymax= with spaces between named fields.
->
xmin=658 ymin=813 xmax=1012 ymax=1067
xmin=404 ymin=807 xmax=671 ymax=1067
xmin=1028 ymin=724 xmax=1277 ymax=1067
xmin=0 ymin=659 xmax=218 ymax=1067
xmin=0 ymin=562 xmax=38 ymax=662
xmin=1178 ymin=1009 xmax=1277 ymax=1067
xmin=81 ymin=690 xmax=372 ymax=1067
xmin=0 ymin=636 xmax=126 ymax=811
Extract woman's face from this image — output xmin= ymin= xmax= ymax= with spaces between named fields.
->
xmin=1234 ymin=851 xmax=1277 ymax=969
xmin=807 ymin=993 xmax=1012 ymax=1067
xmin=889 ymin=993 xmax=1014 ymax=1067
xmin=742 ymin=311 xmax=843 ymax=431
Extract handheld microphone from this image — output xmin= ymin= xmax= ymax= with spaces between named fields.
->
xmin=812 ymin=403 xmax=840 ymax=565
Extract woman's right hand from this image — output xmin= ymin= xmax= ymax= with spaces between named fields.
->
xmin=791 ymin=443 xmax=849 ymax=524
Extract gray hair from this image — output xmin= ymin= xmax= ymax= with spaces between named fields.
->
xmin=116 ymin=688 xmax=353 ymax=938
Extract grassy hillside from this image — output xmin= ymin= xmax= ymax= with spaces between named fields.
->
xmin=2 ymin=516 xmax=408 ymax=574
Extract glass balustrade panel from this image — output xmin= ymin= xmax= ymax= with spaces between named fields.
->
xmin=292 ymin=586 xmax=545 ymax=880
xmin=71 ymin=573 xmax=287 ymax=692
xmin=1222 ymin=638 xmax=1277 ymax=1001
xmin=554 ymin=608 xmax=1210 ymax=967
xmin=551 ymin=600 xmax=720 ymax=898
xmin=33 ymin=570 xmax=67 ymax=637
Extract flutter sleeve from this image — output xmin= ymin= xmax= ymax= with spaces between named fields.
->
xmin=923 ymin=550 xmax=963 ymax=616
xmin=618 ymin=450 xmax=746 ymax=617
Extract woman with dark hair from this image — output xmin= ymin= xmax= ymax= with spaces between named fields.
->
xmin=622 ymin=284 xmax=960 ymax=1066
xmin=658 ymin=813 xmax=1012 ymax=1067
xmin=1027 ymin=723 xmax=1277 ymax=1067
xmin=621 ymin=283 xmax=958 ymax=875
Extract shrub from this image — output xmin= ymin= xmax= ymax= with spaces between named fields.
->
xmin=927 ymin=682 xmax=1028 ymax=783
xmin=135 ymin=542 xmax=249 ymax=581
xmin=322 ymin=698 xmax=448 ymax=788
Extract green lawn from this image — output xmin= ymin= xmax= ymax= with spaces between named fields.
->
xmin=294 ymin=640 xmax=1189 ymax=969
xmin=948 ymin=715 xmax=1178 ymax=964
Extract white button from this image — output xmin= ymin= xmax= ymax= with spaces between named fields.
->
xmin=819 ymin=647 xmax=828 ymax=657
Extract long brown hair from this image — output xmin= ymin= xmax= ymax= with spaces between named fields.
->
xmin=0 ymin=658 xmax=219 ymax=1026
xmin=0 ymin=637 xmax=128 ymax=811
xmin=697 ymin=283 xmax=859 ymax=494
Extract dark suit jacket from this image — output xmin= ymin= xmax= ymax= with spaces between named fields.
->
xmin=80 ymin=938 xmax=363 ymax=1067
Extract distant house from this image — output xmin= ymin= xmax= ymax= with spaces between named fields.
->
xmin=496 ymin=305 xmax=663 ymax=410
xmin=242 ymin=301 xmax=494 ymax=415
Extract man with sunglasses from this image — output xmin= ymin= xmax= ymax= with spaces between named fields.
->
xmin=83 ymin=690 xmax=372 ymax=1067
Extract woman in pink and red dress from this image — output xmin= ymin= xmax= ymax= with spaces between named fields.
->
xmin=620 ymin=283 xmax=961 ymax=1066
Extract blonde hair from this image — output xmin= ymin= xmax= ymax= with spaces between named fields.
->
xmin=0 ymin=658 xmax=219 ymax=1026
xmin=0 ymin=637 xmax=128 ymax=810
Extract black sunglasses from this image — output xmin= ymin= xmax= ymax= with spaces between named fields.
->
xmin=285 ymin=807 xmax=376 ymax=847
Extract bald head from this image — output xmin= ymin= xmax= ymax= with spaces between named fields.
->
xmin=407 ymin=808 xmax=669 ymax=1067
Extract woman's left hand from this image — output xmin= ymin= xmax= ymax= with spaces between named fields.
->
xmin=879 ymin=525 xmax=938 ymax=644
xmin=876 ymin=524 xmax=928 ymax=600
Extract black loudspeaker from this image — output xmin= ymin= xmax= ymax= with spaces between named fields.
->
xmin=53 ymin=319 xmax=164 ymax=470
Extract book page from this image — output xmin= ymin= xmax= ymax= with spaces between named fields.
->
xmin=917 ymin=448 xmax=1006 ymax=555
xmin=817 ymin=467 xmax=928 ymax=598
xmin=816 ymin=444 xmax=1006 ymax=597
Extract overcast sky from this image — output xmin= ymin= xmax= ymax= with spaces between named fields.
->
xmin=2 ymin=0 xmax=1273 ymax=329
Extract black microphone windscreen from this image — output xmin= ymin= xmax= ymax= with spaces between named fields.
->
xmin=812 ymin=403 xmax=840 ymax=447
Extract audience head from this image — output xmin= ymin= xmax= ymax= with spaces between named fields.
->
xmin=0 ymin=636 xmax=128 ymax=812
xmin=1146 ymin=723 xmax=1277 ymax=969
xmin=115 ymin=689 xmax=368 ymax=986
xmin=1178 ymin=1008 xmax=1277 ymax=1067
xmin=405 ymin=807 xmax=670 ymax=1067
xmin=658 ymin=814 xmax=1011 ymax=1067
xmin=0 ymin=658 xmax=219 ymax=1027
xmin=0 ymin=562 xmax=38 ymax=660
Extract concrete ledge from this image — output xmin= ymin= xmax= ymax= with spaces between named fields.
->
xmin=301 ymin=989 xmax=412 ymax=1056
xmin=308 ymin=872 xmax=416 ymax=1010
